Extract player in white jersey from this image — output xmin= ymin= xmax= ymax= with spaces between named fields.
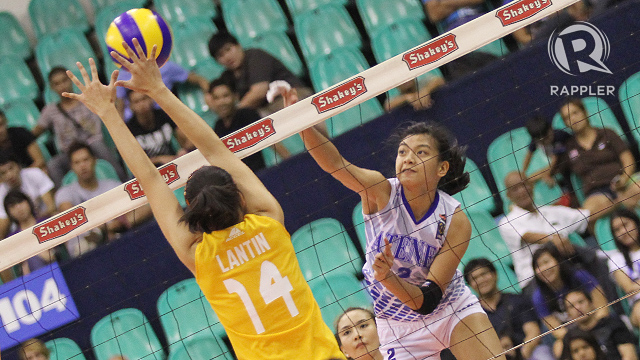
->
xmin=277 ymin=86 xmax=505 ymax=360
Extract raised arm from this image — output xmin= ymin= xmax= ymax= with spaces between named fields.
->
xmin=112 ymin=40 xmax=283 ymax=223
xmin=294 ymin=91 xmax=390 ymax=214
xmin=62 ymin=59 xmax=199 ymax=273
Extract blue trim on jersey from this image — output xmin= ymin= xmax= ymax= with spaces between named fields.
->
xmin=400 ymin=189 xmax=440 ymax=225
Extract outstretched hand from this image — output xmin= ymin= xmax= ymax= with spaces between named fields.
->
xmin=111 ymin=38 xmax=165 ymax=96
xmin=373 ymin=238 xmax=395 ymax=282
xmin=62 ymin=58 xmax=119 ymax=118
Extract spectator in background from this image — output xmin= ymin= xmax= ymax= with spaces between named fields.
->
xmin=4 ymin=190 xmax=66 ymax=276
xmin=422 ymin=0 xmax=500 ymax=79
xmin=116 ymin=60 xmax=209 ymax=121
xmin=499 ymin=171 xmax=597 ymax=291
xmin=208 ymin=32 xmax=315 ymax=117
xmin=335 ymin=307 xmax=383 ymax=360
xmin=126 ymin=90 xmax=193 ymax=166
xmin=531 ymin=244 xmax=609 ymax=351
xmin=18 ymin=338 xmax=50 ymax=360
xmin=553 ymin=98 xmax=640 ymax=220
xmin=0 ymin=110 xmax=46 ymax=171
xmin=560 ymin=328 xmax=607 ymax=360
xmin=522 ymin=115 xmax=571 ymax=187
xmin=0 ymin=154 xmax=56 ymax=239
xmin=207 ymin=78 xmax=270 ymax=171
xmin=607 ymin=208 xmax=640 ymax=329
xmin=32 ymin=67 xmax=126 ymax=187
xmin=55 ymin=142 xmax=152 ymax=257
xmin=560 ymin=289 xmax=637 ymax=360
xmin=464 ymin=258 xmax=554 ymax=360
xmin=384 ymin=74 xmax=446 ymax=112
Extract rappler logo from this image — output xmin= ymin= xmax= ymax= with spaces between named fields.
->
xmin=547 ymin=21 xmax=611 ymax=76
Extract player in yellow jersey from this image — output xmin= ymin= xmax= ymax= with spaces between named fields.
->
xmin=61 ymin=40 xmax=345 ymax=360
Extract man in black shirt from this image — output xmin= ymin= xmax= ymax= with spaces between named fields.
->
xmin=208 ymin=32 xmax=314 ymax=117
xmin=126 ymin=90 xmax=192 ymax=166
xmin=464 ymin=258 xmax=555 ymax=360
xmin=208 ymin=79 xmax=269 ymax=172
xmin=563 ymin=289 xmax=638 ymax=360
xmin=0 ymin=110 xmax=46 ymax=170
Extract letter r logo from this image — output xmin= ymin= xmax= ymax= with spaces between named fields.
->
xmin=548 ymin=22 xmax=611 ymax=76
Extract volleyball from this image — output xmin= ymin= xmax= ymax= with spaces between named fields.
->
xmin=105 ymin=8 xmax=173 ymax=68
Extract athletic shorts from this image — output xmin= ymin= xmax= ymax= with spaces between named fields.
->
xmin=376 ymin=285 xmax=484 ymax=360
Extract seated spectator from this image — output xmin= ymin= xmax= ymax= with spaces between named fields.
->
xmin=55 ymin=142 xmax=152 ymax=257
xmin=116 ymin=60 xmax=209 ymax=121
xmin=561 ymin=289 xmax=637 ymax=360
xmin=207 ymin=78 xmax=270 ymax=171
xmin=384 ymin=75 xmax=446 ymax=112
xmin=4 ymin=190 xmax=66 ymax=275
xmin=422 ymin=0 xmax=500 ymax=79
xmin=499 ymin=171 xmax=602 ymax=291
xmin=531 ymin=244 xmax=609 ymax=349
xmin=32 ymin=67 xmax=126 ymax=187
xmin=0 ymin=154 xmax=56 ymax=239
xmin=335 ymin=307 xmax=383 ymax=360
xmin=126 ymin=90 xmax=193 ymax=166
xmin=0 ymin=110 xmax=46 ymax=171
xmin=19 ymin=338 xmax=50 ymax=360
xmin=607 ymin=208 xmax=640 ymax=328
xmin=208 ymin=32 xmax=315 ymax=117
xmin=464 ymin=258 xmax=554 ymax=360
xmin=522 ymin=115 xmax=571 ymax=188
xmin=560 ymin=328 xmax=607 ymax=360
xmin=552 ymin=98 xmax=640 ymax=220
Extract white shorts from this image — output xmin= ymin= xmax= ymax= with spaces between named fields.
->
xmin=376 ymin=285 xmax=484 ymax=360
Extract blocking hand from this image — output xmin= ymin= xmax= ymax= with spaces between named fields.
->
xmin=111 ymin=38 xmax=165 ymax=96
xmin=373 ymin=238 xmax=395 ymax=282
xmin=62 ymin=58 xmax=119 ymax=118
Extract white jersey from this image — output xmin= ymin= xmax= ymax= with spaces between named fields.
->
xmin=363 ymin=178 xmax=467 ymax=322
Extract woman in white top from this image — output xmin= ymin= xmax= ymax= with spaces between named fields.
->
xmin=283 ymin=87 xmax=504 ymax=360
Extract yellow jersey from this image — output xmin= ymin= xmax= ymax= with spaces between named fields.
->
xmin=195 ymin=214 xmax=345 ymax=360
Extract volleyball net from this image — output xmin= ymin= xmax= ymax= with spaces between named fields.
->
xmin=7 ymin=0 xmax=640 ymax=358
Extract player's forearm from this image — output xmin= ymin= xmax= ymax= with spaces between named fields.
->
xmin=300 ymin=127 xmax=348 ymax=173
xmin=238 ymin=83 xmax=269 ymax=109
xmin=379 ymin=272 xmax=424 ymax=310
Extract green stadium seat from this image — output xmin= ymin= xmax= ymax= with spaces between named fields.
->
xmin=36 ymin=29 xmax=97 ymax=104
xmin=0 ymin=12 xmax=32 ymax=60
xmin=351 ymin=202 xmax=366 ymax=253
xmin=619 ymin=71 xmax=640 ymax=145
xmin=292 ymin=218 xmax=363 ymax=281
xmin=176 ymin=84 xmax=217 ymax=126
xmin=0 ymin=56 xmax=40 ymax=107
xmin=487 ymin=127 xmax=564 ymax=212
xmin=285 ymin=0 xmax=347 ymax=18
xmin=171 ymin=20 xmax=224 ymax=81
xmin=309 ymin=273 xmax=372 ymax=327
xmin=3 ymin=99 xmax=40 ymax=129
xmin=91 ymin=0 xmax=136 ymax=13
xmin=220 ymin=0 xmax=288 ymax=43
xmin=155 ymin=0 xmax=218 ymax=25
xmin=594 ymin=216 xmax=618 ymax=252
xmin=90 ymin=308 xmax=165 ymax=360
xmin=29 ymin=0 xmax=90 ymax=38
xmin=157 ymin=278 xmax=229 ymax=351
xmin=167 ymin=337 xmax=232 ymax=360
xmin=356 ymin=0 xmax=426 ymax=38
xmin=46 ymin=338 xmax=86 ymax=360
xmin=477 ymin=39 xmax=510 ymax=57
xmin=452 ymin=158 xmax=496 ymax=214
xmin=370 ymin=19 xmax=432 ymax=63
xmin=61 ymin=159 xmax=120 ymax=186
xmin=459 ymin=210 xmax=520 ymax=293
xmin=552 ymin=96 xmax=626 ymax=141
xmin=294 ymin=4 xmax=362 ymax=66
xmin=240 ymin=32 xmax=305 ymax=77
xmin=309 ymin=48 xmax=383 ymax=137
